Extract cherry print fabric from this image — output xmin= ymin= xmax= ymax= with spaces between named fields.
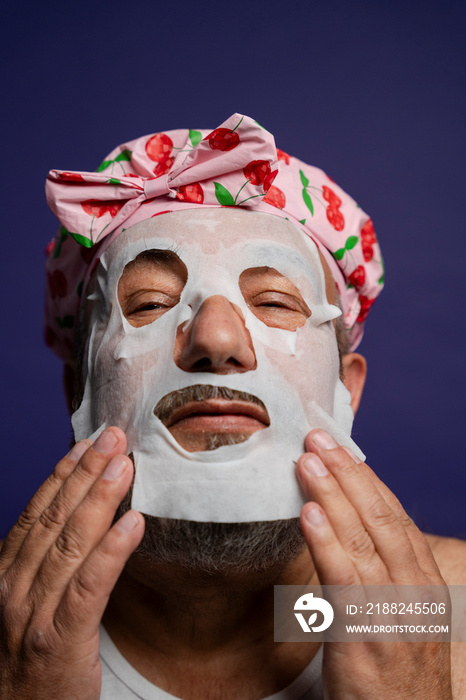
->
xmin=44 ymin=113 xmax=384 ymax=359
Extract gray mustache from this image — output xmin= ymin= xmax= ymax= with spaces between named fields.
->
xmin=153 ymin=384 xmax=266 ymax=425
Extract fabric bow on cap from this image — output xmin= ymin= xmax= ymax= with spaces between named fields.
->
xmin=46 ymin=113 xmax=278 ymax=248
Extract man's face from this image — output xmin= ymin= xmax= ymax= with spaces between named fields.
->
xmin=73 ymin=207 xmax=358 ymax=524
xmin=116 ymin=224 xmax=315 ymax=453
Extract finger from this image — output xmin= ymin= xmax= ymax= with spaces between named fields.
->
xmin=31 ymin=453 xmax=135 ymax=609
xmin=304 ymin=430 xmax=424 ymax=584
xmin=297 ymin=453 xmax=389 ymax=583
xmin=10 ymin=428 xmax=126 ymax=589
xmin=300 ymin=502 xmax=360 ymax=586
xmin=53 ymin=510 xmax=144 ymax=642
xmin=342 ymin=445 xmax=443 ymax=581
xmin=0 ymin=440 xmax=91 ymax=572
xmin=348 ymin=451 xmax=443 ymax=582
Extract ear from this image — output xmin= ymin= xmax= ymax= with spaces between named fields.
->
xmin=63 ymin=361 xmax=76 ymax=416
xmin=341 ymin=353 xmax=367 ymax=415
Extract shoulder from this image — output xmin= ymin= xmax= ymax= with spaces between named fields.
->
xmin=425 ymin=534 xmax=466 ymax=699
xmin=424 ymin=533 xmax=466 ymax=584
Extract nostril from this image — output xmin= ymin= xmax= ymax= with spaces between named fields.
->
xmin=191 ymin=356 xmax=244 ymax=372
xmin=191 ymin=357 xmax=213 ymax=371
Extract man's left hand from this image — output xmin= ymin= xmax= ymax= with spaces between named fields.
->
xmin=297 ymin=429 xmax=452 ymax=700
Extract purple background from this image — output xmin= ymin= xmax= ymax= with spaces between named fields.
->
xmin=1 ymin=1 xmax=465 ymax=538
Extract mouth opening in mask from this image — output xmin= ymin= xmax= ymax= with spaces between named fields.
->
xmin=153 ymin=384 xmax=271 ymax=452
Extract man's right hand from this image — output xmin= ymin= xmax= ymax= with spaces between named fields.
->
xmin=0 ymin=428 xmax=145 ymax=700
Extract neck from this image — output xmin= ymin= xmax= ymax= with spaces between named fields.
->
xmin=102 ymin=548 xmax=320 ymax=698
xmin=105 ymin=547 xmax=316 ymax=649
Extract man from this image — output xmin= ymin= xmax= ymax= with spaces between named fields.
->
xmin=1 ymin=114 xmax=465 ymax=699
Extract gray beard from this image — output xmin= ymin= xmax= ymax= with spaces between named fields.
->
xmin=136 ymin=516 xmax=305 ymax=575
xmin=116 ymin=478 xmax=305 ymax=575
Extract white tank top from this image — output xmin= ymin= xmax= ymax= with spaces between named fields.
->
xmin=99 ymin=625 xmax=324 ymax=700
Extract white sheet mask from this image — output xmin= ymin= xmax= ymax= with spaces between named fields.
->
xmin=73 ymin=208 xmax=365 ymax=522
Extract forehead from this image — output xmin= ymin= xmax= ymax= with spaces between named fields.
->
xmin=106 ymin=208 xmax=330 ymax=280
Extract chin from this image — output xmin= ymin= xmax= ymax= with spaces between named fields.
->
xmin=133 ymin=516 xmax=306 ymax=575
xmin=173 ymin=430 xmax=253 ymax=452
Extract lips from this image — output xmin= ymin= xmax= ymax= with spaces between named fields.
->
xmin=153 ymin=385 xmax=270 ymax=434
xmin=164 ymin=398 xmax=270 ymax=431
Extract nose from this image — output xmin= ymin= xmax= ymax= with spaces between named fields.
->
xmin=174 ymin=295 xmax=256 ymax=373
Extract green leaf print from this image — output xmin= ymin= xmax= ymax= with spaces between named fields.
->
xmin=302 ymin=188 xmax=314 ymax=215
xmin=345 ymin=236 xmax=358 ymax=250
xmin=107 ymin=178 xmax=121 ymax=185
xmin=189 ymin=129 xmax=202 ymax=147
xmin=214 ymin=182 xmax=235 ymax=206
xmin=55 ymin=315 xmax=75 ymax=329
xmin=115 ymin=149 xmax=132 ymax=162
xmin=333 ymin=248 xmax=346 ymax=261
xmin=97 ymin=160 xmax=112 ymax=172
xmin=53 ymin=226 xmax=69 ymax=259
xmin=70 ymin=232 xmax=94 ymax=248
xmin=299 ymin=170 xmax=309 ymax=187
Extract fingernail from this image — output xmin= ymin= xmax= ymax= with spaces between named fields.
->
xmin=94 ymin=429 xmax=118 ymax=454
xmin=67 ymin=440 xmax=91 ymax=462
xmin=102 ymin=456 xmax=127 ymax=481
xmin=116 ymin=511 xmax=141 ymax=532
xmin=313 ymin=430 xmax=337 ymax=450
xmin=305 ymin=504 xmax=324 ymax=527
xmin=343 ymin=446 xmax=362 ymax=464
xmin=304 ymin=454 xmax=328 ymax=477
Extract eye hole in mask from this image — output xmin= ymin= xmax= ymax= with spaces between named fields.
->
xmin=239 ymin=266 xmax=311 ymax=332
xmin=118 ymin=249 xmax=188 ymax=328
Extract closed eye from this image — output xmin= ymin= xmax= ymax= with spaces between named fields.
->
xmin=132 ymin=301 xmax=170 ymax=313
xmin=240 ymin=268 xmax=311 ymax=331
xmin=251 ymin=292 xmax=307 ymax=313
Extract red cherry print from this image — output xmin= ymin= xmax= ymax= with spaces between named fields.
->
xmin=44 ymin=325 xmax=58 ymax=348
xmin=145 ymin=133 xmax=173 ymax=163
xmin=151 ymin=210 xmax=173 ymax=217
xmin=107 ymin=201 xmax=125 ymax=218
xmin=205 ymin=128 xmax=240 ymax=151
xmin=81 ymin=200 xmax=124 ymax=218
xmin=276 ymin=148 xmax=290 ymax=165
xmin=362 ymin=239 xmax=374 ymax=262
xmin=153 ymin=156 xmax=174 ymax=178
xmin=58 ymin=172 xmax=85 ymax=182
xmin=263 ymin=185 xmax=286 ymax=209
xmin=357 ymin=295 xmax=375 ymax=322
xmin=322 ymin=186 xmax=342 ymax=208
xmin=263 ymin=169 xmax=278 ymax=192
xmin=47 ymin=270 xmax=68 ymax=299
xmin=361 ymin=218 xmax=377 ymax=245
xmin=81 ymin=200 xmax=109 ymax=218
xmin=176 ymin=183 xmax=204 ymax=204
xmin=44 ymin=239 xmax=55 ymax=257
xmin=243 ymin=160 xmax=272 ymax=186
xmin=348 ymin=265 xmax=366 ymax=290
xmin=326 ymin=206 xmax=345 ymax=231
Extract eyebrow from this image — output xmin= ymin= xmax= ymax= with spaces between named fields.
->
xmin=131 ymin=249 xmax=181 ymax=265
